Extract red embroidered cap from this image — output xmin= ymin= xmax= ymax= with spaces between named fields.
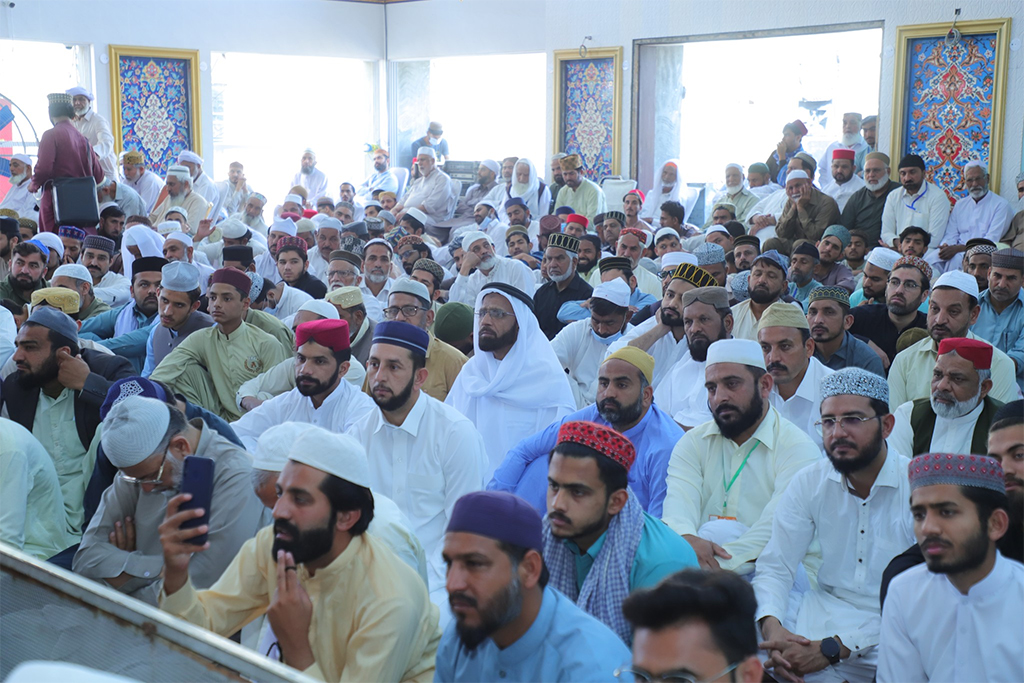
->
xmin=908 ymin=453 xmax=1005 ymax=494
xmin=556 ymin=420 xmax=636 ymax=472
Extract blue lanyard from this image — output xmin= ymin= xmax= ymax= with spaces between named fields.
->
xmin=905 ymin=183 xmax=928 ymax=211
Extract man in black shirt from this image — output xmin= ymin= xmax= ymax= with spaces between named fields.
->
xmin=533 ymin=233 xmax=592 ymax=339
xmin=840 ymin=151 xmax=900 ymax=246
xmin=275 ymin=236 xmax=327 ymax=299
xmin=849 ymin=255 xmax=930 ymax=364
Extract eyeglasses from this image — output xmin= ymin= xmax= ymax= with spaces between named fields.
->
xmin=887 ymin=277 xmax=921 ymax=291
xmin=815 ymin=415 xmax=882 ymax=432
xmin=658 ymin=269 xmax=674 ymax=279
xmin=476 ymin=307 xmax=514 ymax=320
xmin=614 ymin=661 xmax=739 ymax=683
xmin=120 ymin=455 xmax=166 ymax=486
xmin=383 ymin=304 xmax=427 ymax=320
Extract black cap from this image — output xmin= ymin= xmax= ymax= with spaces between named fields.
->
xmin=0 ymin=216 xmax=19 ymax=238
xmin=132 ymin=256 xmax=169 ymax=278
xmin=898 ymin=154 xmax=926 ymax=171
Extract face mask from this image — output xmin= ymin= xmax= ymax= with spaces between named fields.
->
xmin=479 ymin=215 xmax=494 ymax=230
xmin=591 ymin=327 xmax=623 ymax=345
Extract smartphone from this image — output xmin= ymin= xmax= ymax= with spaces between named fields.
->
xmin=179 ymin=455 xmax=215 ymax=546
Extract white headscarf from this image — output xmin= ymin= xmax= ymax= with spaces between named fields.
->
xmin=641 ymin=158 xmax=699 ymax=226
xmin=510 ymin=158 xmax=543 ymax=217
xmin=121 ymin=224 xmax=165 ymax=276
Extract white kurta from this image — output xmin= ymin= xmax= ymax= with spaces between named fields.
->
xmin=822 ymin=173 xmax=866 ymax=212
xmin=125 ymin=169 xmax=164 ymax=214
xmin=550 ymin=318 xmax=630 ymax=410
xmin=234 ymin=353 xmax=365 ymax=409
xmin=254 ymin=250 xmax=282 ymax=285
xmin=653 ymin=354 xmax=711 ymax=428
xmin=401 ymin=168 xmax=455 ymax=224
xmin=72 ymin=110 xmax=117 ymax=179
xmin=817 ymin=140 xmax=870 ymax=184
xmin=94 ymin=270 xmax=131 ymax=308
xmin=214 ymin=180 xmax=252 ymax=217
xmin=879 ymin=181 xmax=950 ymax=249
xmin=358 ymin=279 xmax=391 ymax=323
xmin=607 ymin=317 xmax=691 ymax=389
xmin=0 ymin=180 xmax=39 ymax=221
xmin=268 ymin=284 xmax=312 ymax=321
xmin=347 ymin=392 xmax=488 ymax=602
xmin=878 ymin=554 xmax=1024 ymax=683
xmin=730 ymin=299 xmax=803 ymax=341
xmin=767 ymin=357 xmax=834 ymax=451
xmin=586 ymin=263 xmax=662 ymax=300
xmin=745 ymin=188 xmax=790 ymax=237
xmin=888 ymin=399 xmax=985 ymax=456
xmin=447 ymin=257 xmax=536 ymax=306
xmin=291 ymin=167 xmax=328 ymax=203
xmin=937 ymin=190 xmax=1015 ymax=270
xmin=231 ymin=381 xmax=377 ymax=452
xmin=753 ymin=452 xmax=914 ymax=669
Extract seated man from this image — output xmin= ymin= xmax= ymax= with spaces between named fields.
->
xmin=73 ymin=396 xmax=263 ymax=605
xmin=849 ymin=246 xmax=900 ymax=307
xmin=775 ymin=170 xmax=842 ymax=252
xmin=150 ymin=268 xmax=290 ymax=420
xmin=756 ymin=369 xmax=913 ymax=683
xmin=889 ymin=338 xmax=1003 ymax=456
xmin=932 ymin=162 xmax=1014 ymax=274
xmin=232 ymin=319 xmax=376 ymax=451
xmin=623 ymin=569 xmax=764 ymax=683
xmin=148 ymin=164 xmax=211 ymax=226
xmin=79 ymin=256 xmax=167 ymax=372
xmin=489 ymin=347 xmax=681 ymax=518
xmin=0 ymin=418 xmax=70 ymax=561
xmin=730 ymin=251 xmax=796 ymax=341
xmin=848 ymin=256 xmax=930 ymax=365
xmin=448 ymin=231 xmax=536 ymax=306
xmin=840 ymin=152 xmax=900 ymax=247
xmin=564 ymin=256 xmax=658 ymax=324
xmin=879 ymin=154 xmax=950 ymax=261
xmin=662 ymin=339 xmax=820 ymax=574
xmin=987 ymin=400 xmax=1024 ymax=561
xmin=161 ymin=230 xmax=214 ymax=293
xmin=972 ymin=248 xmax=1024 ymax=392
xmin=543 ymin=421 xmax=697 ymax=643
xmin=534 ymin=233 xmax=592 ymax=340
xmin=877 ymin=454 xmax=1022 ymax=683
xmin=275 ymin=235 xmax=326 ymax=299
xmin=2 ymin=307 xmax=133 ymax=538
xmin=142 ymin=262 xmax=213 ymax=376
xmin=807 ymin=286 xmax=885 ymax=376
xmin=694 ymin=242 xmax=728 ymax=288
xmin=394 ymin=146 xmax=454 ymax=225
xmin=814 ymin=225 xmax=857 ymax=292
xmin=50 ymin=263 xmax=111 ymax=321
xmin=787 ymin=241 xmax=823 ymax=310
xmin=553 ymin=154 xmax=608 ymax=221
xmin=325 ymin=286 xmax=376 ymax=365
xmin=587 ymin=230 xmax=663 ymax=300
xmin=437 ymin=491 xmax=630 ymax=682
xmin=0 ymin=240 xmax=49 ymax=308
xmin=159 ymin=427 xmax=441 ymax=682
xmin=897 ymin=225 xmax=930 ymax=259
xmin=82 ymin=235 xmax=131 ymax=308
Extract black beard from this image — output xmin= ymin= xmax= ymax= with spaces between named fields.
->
xmin=16 ymin=355 xmax=60 ymax=390
xmin=451 ymin=576 xmax=523 ymax=651
xmin=578 ymin=256 xmax=596 ymax=273
xmin=296 ymin=364 xmax=341 ymax=398
xmin=372 ymin=373 xmax=415 ymax=412
xmin=687 ymin=320 xmax=727 ymax=362
xmin=272 ymin=514 xmax=335 ymax=565
xmin=661 ymin=308 xmax=685 ymax=327
xmin=597 ymin=392 xmax=645 ymax=427
xmin=712 ymin=390 xmax=764 ymax=439
xmin=920 ymin=524 xmax=990 ymax=576
xmin=825 ymin=426 xmax=883 ymax=475
xmin=749 ymin=284 xmax=783 ymax=305
xmin=887 ymin=299 xmax=920 ymax=316
xmin=478 ymin=324 xmax=518 ymax=353
xmin=547 ymin=508 xmax=611 ymax=542
xmin=12 ymin=273 xmax=41 ymax=293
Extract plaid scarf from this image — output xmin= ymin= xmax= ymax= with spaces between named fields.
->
xmin=542 ymin=490 xmax=645 ymax=643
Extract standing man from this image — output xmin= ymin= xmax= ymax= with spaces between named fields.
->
xmin=554 ymin=154 xmax=607 ymax=222
xmin=357 ymin=147 xmax=398 ymax=200
xmin=934 ymin=162 xmax=1014 ymax=273
xmin=840 ymin=152 xmax=900 ymax=247
xmin=142 ymin=262 xmax=212 ymax=377
xmin=120 ymin=151 xmax=163 ymax=214
xmin=291 ymin=148 xmax=328 ymax=203
xmin=67 ymin=86 xmax=117 ymax=179
xmin=534 ymin=233 xmax=592 ymax=339
xmin=29 ymin=94 xmax=105 ymax=233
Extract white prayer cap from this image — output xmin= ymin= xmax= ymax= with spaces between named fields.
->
xmin=297 ymin=299 xmax=340 ymax=320
xmin=416 ymin=146 xmax=437 ymax=159
xmin=317 ymin=216 xmax=343 ymax=232
xmin=706 ymin=338 xmax=766 ymax=370
xmin=165 ymin=231 xmax=193 ymax=248
xmin=551 ymin=152 xmax=567 ymax=162
xmin=162 ymin=260 xmax=201 ymax=292
xmin=592 ymin=277 xmax=631 ymax=308
xmin=311 ymin=213 xmax=329 ymax=227
xmin=53 ymin=263 xmax=92 ymax=283
xmin=176 ymin=150 xmax=203 ymax=166
xmin=460 ymin=230 xmax=492 ymax=250
xmin=11 ymin=153 xmax=32 ymax=166
xmin=480 ymin=159 xmax=500 ymax=175
xmin=865 ymin=246 xmax=900 ymax=271
xmin=405 ymin=207 xmax=430 ymax=227
xmin=157 ymin=220 xmax=182 ymax=235
xmin=655 ymin=227 xmax=680 ymax=242
xmin=287 ymin=425 xmax=372 ymax=488
xmin=101 ymin=396 xmax=171 ymax=468
xmin=98 ymin=200 xmax=119 ymax=213
xmin=725 ymin=162 xmax=744 ymax=173
xmin=303 ymin=147 xmax=316 ymax=157
xmin=786 ymin=170 xmax=810 ymax=182
xmin=254 ymin=423 xmax=308 ymax=472
xmin=295 ymin=218 xmax=316 ymax=234
xmin=660 ymin=252 xmax=695 ymax=270
xmin=963 ymin=160 xmax=988 ymax=174
xmin=66 ymin=86 xmax=93 ymax=100
xmin=705 ymin=225 xmax=731 ymax=237
xmin=475 ymin=198 xmax=498 ymax=211
xmin=218 ymin=218 xmax=249 ymax=239
xmin=166 ymin=164 xmax=191 ymax=182
xmin=34 ymin=232 xmax=64 ymax=259
xmin=364 ymin=199 xmax=382 ymax=209
xmin=934 ymin=270 xmax=980 ymax=300
xmin=284 ymin=193 xmax=304 ymax=206
xmin=364 ymin=237 xmax=393 ymax=254
xmin=391 ymin=276 xmax=431 ymax=305
xmin=270 ymin=216 xmax=297 ymax=236
xmin=165 ymin=206 xmax=189 ymax=221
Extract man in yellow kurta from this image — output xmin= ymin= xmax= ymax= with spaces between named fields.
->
xmin=554 ymin=154 xmax=607 ymax=221
xmin=150 ymin=268 xmax=289 ymax=420
xmin=158 ymin=426 xmax=440 ymax=682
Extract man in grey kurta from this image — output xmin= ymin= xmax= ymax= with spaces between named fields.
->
xmin=72 ymin=397 xmax=264 ymax=605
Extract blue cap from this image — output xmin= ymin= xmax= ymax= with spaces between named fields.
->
xmin=372 ymin=320 xmax=430 ymax=358
xmin=504 ymin=197 xmax=527 ymax=210
xmin=554 ymin=205 xmax=574 ymax=215
xmin=24 ymin=238 xmax=49 ymax=259
xmin=25 ymin=306 xmax=77 ymax=342
xmin=447 ymin=491 xmax=543 ymax=553
xmin=754 ymin=249 xmax=788 ymax=273
xmin=100 ymin=376 xmax=170 ymax=421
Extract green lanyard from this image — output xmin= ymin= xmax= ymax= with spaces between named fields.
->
xmin=722 ymin=441 xmax=759 ymax=514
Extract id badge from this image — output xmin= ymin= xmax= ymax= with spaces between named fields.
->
xmin=709 ymin=514 xmax=737 ymax=521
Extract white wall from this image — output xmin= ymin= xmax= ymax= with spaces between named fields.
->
xmin=386 ymin=0 xmax=1024 ymax=202
xmin=0 ymin=0 xmax=385 ymax=169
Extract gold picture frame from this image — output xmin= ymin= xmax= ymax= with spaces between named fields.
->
xmin=553 ymin=46 xmax=623 ymax=179
xmin=890 ymin=18 xmax=1011 ymax=194
xmin=108 ymin=45 xmax=202 ymax=174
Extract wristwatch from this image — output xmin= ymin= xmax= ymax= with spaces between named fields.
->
xmin=820 ymin=637 xmax=841 ymax=665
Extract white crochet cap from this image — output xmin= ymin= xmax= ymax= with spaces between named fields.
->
xmin=287 ymin=425 xmax=372 ymax=488
xmin=101 ymin=396 xmax=171 ymax=468
xmin=296 ymin=299 xmax=340 ymax=320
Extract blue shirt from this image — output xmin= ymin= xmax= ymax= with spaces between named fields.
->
xmin=972 ymin=289 xmax=1024 ymax=390
xmin=434 ymin=585 xmax=630 ymax=683
xmin=487 ymin=403 xmax=682 ymax=518
xmin=788 ymin=279 xmax=822 ymax=312
xmin=813 ymin=331 xmax=885 ymax=377
xmin=557 ymin=288 xmax=658 ymax=324
xmin=79 ymin=303 xmax=157 ymax=373
xmin=565 ymin=511 xmax=698 ymax=593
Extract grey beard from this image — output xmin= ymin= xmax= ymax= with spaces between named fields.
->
xmin=366 ymin=272 xmax=388 ymax=284
xmin=865 ymin=178 xmax=888 ymax=191
xmin=300 ymin=166 xmax=313 ymax=175
xmin=480 ymin=256 xmax=498 ymax=271
xmin=931 ymin=388 xmax=982 ymax=419
xmin=969 ymin=187 xmax=987 ymax=199
xmin=548 ymin=269 xmax=573 ymax=283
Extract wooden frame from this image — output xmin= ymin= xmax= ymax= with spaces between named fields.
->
xmin=890 ymin=18 xmax=1012 ymax=194
xmin=553 ymin=46 xmax=623 ymax=179
xmin=108 ymin=45 xmax=202 ymax=169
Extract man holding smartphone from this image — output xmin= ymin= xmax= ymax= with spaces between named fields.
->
xmin=72 ymin=396 xmax=263 ymax=606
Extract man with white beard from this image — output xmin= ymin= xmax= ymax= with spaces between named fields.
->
xmin=817 ymin=112 xmax=870 ymax=183
xmin=533 ymin=233 xmax=592 ymax=339
xmin=214 ymin=161 xmax=252 ymax=217
xmin=839 ymin=152 xmax=900 ymax=248
xmin=228 ymin=192 xmax=269 ymax=237
xmin=96 ymin=176 xmax=147 ymax=220
xmin=932 ymin=162 xmax=1015 ymax=274
xmin=66 ymin=86 xmax=117 ymax=179
xmin=121 ymin=150 xmax=164 ymax=214
xmin=148 ymin=165 xmax=211 ymax=226
xmin=0 ymin=154 xmax=38 ymax=221
xmin=888 ymin=338 xmax=1005 ymax=456
xmin=705 ymin=163 xmax=759 ymax=226
xmin=640 ymin=159 xmax=698 ymax=227
xmin=291 ymin=148 xmax=329 ymax=203
xmin=448 ymin=231 xmax=536 ymax=305
xmin=821 ymin=148 xmax=866 ymax=212
xmin=176 ymin=150 xmax=222 ymax=218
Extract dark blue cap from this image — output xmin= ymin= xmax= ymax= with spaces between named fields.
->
xmin=447 ymin=491 xmax=543 ymax=552
xmin=372 ymin=320 xmax=430 ymax=358
xmin=100 ymin=376 xmax=170 ymax=420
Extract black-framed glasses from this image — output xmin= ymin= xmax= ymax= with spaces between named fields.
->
xmin=383 ymin=305 xmax=427 ymax=319
xmin=887 ymin=277 xmax=921 ymax=291
xmin=815 ymin=415 xmax=882 ymax=432
xmin=120 ymin=455 xmax=166 ymax=485
xmin=614 ymin=661 xmax=739 ymax=683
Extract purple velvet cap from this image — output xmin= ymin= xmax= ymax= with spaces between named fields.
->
xmin=446 ymin=491 xmax=543 ymax=552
